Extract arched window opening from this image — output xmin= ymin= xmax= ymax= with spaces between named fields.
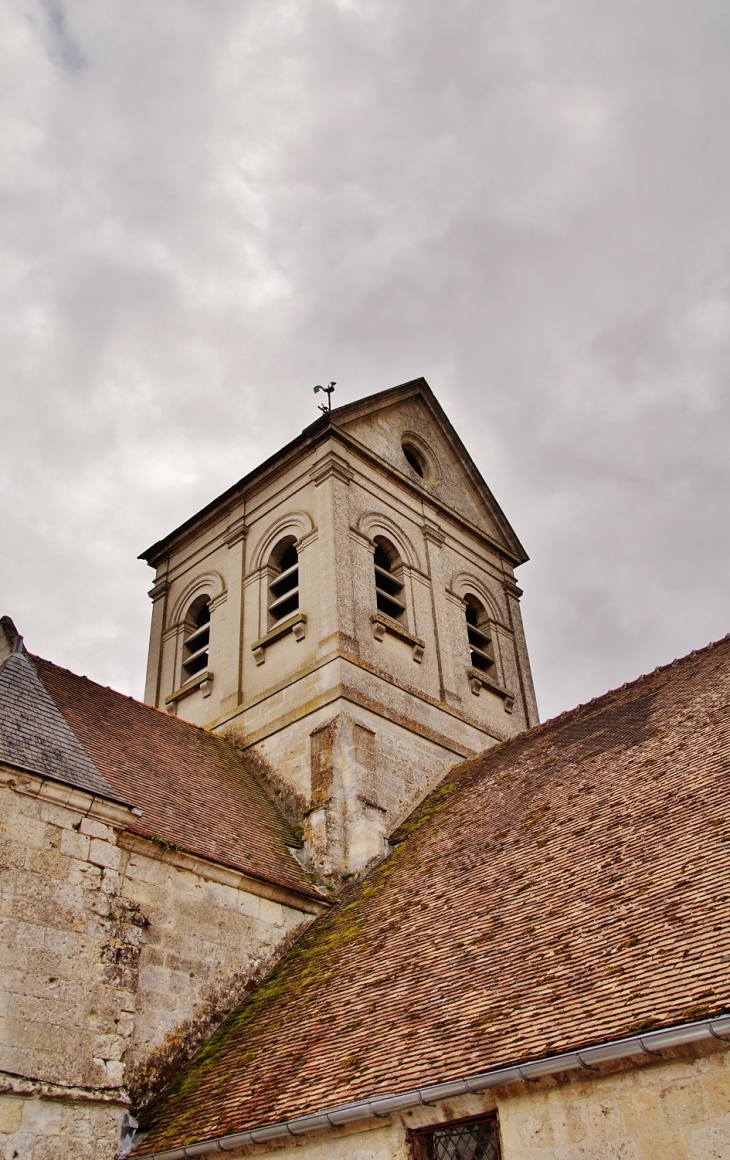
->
xmin=402 ymin=443 xmax=425 ymax=477
xmin=465 ymin=594 xmax=494 ymax=673
xmin=373 ymin=536 xmax=406 ymax=624
xmin=182 ymin=596 xmax=211 ymax=681
xmin=268 ymin=537 xmax=299 ymax=627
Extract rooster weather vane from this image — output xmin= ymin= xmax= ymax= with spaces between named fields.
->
xmin=314 ymin=381 xmax=336 ymax=414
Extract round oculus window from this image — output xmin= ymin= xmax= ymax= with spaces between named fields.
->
xmin=402 ymin=442 xmax=428 ymax=478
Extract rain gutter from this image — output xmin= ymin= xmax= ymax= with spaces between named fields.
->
xmin=132 ymin=1014 xmax=730 ymax=1159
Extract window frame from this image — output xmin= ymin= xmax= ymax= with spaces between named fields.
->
xmin=373 ymin=536 xmax=407 ymax=626
xmin=368 ymin=534 xmax=425 ymax=663
xmin=181 ymin=595 xmax=212 ymax=684
xmin=464 ymin=593 xmax=495 ymax=676
xmin=251 ymin=534 xmax=308 ymax=665
xmin=267 ymin=536 xmax=300 ymax=630
xmin=408 ymin=1112 xmax=501 ymax=1160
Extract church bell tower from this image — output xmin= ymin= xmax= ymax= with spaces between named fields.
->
xmin=141 ymin=379 xmax=538 ymax=878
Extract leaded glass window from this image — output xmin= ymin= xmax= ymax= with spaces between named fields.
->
xmin=411 ymin=1117 xmax=500 ymax=1160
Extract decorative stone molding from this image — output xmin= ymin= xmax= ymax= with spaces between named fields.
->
xmin=448 ymin=572 xmax=503 ymax=623
xmin=356 ymin=511 xmax=423 ymax=572
xmin=224 ymin=517 xmax=249 ymax=549
xmin=168 ymin=571 xmax=227 ymax=628
xmin=252 ymin=614 xmax=307 ymax=665
xmin=147 ymin=579 xmax=169 ymax=603
xmin=502 ymin=577 xmax=524 ymax=600
xmin=468 ymin=668 xmax=514 ymax=712
xmin=249 ymin=512 xmax=316 ymax=572
xmin=117 ymin=832 xmax=325 ymax=913
xmin=421 ymin=520 xmax=446 ymax=547
xmin=208 ymin=591 xmax=228 ymax=614
xmin=370 ymin=613 xmax=425 ymax=663
xmin=309 ymin=450 xmax=354 ymax=487
xmin=165 ymin=670 xmax=214 ymax=708
xmin=297 ymin=528 xmax=319 ymax=552
xmin=0 ymin=764 xmax=141 ymax=826
xmin=357 ymin=794 xmax=387 ymax=814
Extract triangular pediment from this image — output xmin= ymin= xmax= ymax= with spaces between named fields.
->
xmin=330 ymin=378 xmax=527 ymax=563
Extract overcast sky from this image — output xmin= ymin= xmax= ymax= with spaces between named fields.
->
xmin=1 ymin=0 xmax=729 ymax=722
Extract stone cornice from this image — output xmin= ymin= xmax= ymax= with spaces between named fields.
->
xmin=214 ymin=651 xmax=508 ymax=750
xmin=421 ymin=520 xmax=446 ymax=547
xmin=0 ymin=1069 xmax=129 ymax=1106
xmin=224 ymin=516 xmax=249 ymax=549
xmin=0 ymin=764 xmax=141 ymax=827
xmin=148 ymin=579 xmax=170 ymax=603
xmin=309 ymin=449 xmax=355 ymax=487
xmin=330 ymin=426 xmax=527 ymax=567
xmin=117 ymin=832 xmax=327 ymax=915
xmin=140 ymin=416 xmax=526 ymax=573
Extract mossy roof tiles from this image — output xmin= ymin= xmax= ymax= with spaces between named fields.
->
xmin=32 ymin=657 xmax=320 ymax=900
xmin=136 ymin=636 xmax=730 ymax=1154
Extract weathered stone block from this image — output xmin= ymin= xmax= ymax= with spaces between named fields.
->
xmin=0 ymin=1095 xmax=24 ymax=1132
xmin=702 ymin=1064 xmax=730 ymax=1116
xmin=79 ymin=818 xmax=112 ymax=841
xmin=658 ymin=1077 xmax=707 ymax=1125
xmin=636 ymin=1128 xmax=689 ymax=1160
xmin=38 ymin=801 xmax=79 ymax=831
xmin=88 ymin=839 xmax=121 ymax=871
xmin=10 ymin=816 xmax=47 ymax=850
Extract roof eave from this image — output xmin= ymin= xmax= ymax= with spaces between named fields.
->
xmin=131 ymin=1012 xmax=730 ymax=1159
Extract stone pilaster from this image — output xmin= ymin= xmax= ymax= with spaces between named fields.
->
xmin=144 ymin=576 xmax=169 ymax=706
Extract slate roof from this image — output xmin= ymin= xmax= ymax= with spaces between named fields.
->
xmin=24 ymin=657 xmax=320 ymax=901
xmin=136 ymin=635 xmax=730 ymax=1154
xmin=0 ymin=649 xmax=124 ymax=803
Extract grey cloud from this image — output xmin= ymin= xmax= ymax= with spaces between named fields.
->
xmin=1 ymin=0 xmax=728 ymax=718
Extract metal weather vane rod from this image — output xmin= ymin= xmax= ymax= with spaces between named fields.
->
xmin=313 ymin=382 xmax=336 ymax=414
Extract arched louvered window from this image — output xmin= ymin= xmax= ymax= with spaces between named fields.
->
xmin=268 ymin=537 xmax=299 ymax=627
xmin=465 ymin=594 xmax=494 ymax=673
xmin=182 ymin=596 xmax=211 ymax=681
xmin=373 ymin=536 xmax=406 ymax=624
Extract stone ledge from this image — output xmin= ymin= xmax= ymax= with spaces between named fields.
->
xmin=370 ymin=613 xmax=425 ymax=663
xmin=0 ymin=764 xmax=141 ymax=827
xmin=252 ymin=614 xmax=307 ymax=665
xmin=0 ymin=1070 xmax=130 ymax=1105
xmin=468 ymin=668 xmax=514 ymax=711
xmin=118 ymin=831 xmax=327 ymax=914
xmin=165 ymin=670 xmax=214 ymax=707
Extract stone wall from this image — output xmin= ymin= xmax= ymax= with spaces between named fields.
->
xmin=496 ymin=1045 xmax=730 ymax=1158
xmin=0 ymin=1092 xmax=125 ymax=1160
xmin=208 ymin=1040 xmax=730 ymax=1160
xmin=0 ymin=768 xmax=320 ymax=1159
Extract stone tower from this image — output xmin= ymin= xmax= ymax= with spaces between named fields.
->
xmin=141 ymin=379 xmax=538 ymax=877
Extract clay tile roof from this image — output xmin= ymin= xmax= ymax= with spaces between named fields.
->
xmin=31 ymin=657 xmax=321 ymax=901
xmin=136 ymin=635 xmax=730 ymax=1155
